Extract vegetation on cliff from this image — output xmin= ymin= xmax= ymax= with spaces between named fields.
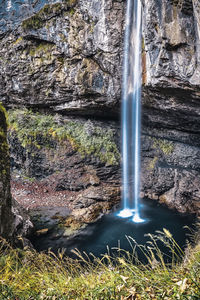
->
xmin=0 ymin=229 xmax=199 ymax=299
xmin=8 ymin=109 xmax=120 ymax=166
xmin=21 ymin=1 xmax=77 ymax=30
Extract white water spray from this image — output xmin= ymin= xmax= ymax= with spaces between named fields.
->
xmin=7 ymin=0 xmax=12 ymax=11
xmin=118 ymin=0 xmax=145 ymax=223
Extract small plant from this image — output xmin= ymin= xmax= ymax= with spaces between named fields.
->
xmin=152 ymin=137 xmax=174 ymax=155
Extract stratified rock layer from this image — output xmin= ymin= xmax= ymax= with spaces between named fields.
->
xmin=0 ymin=0 xmax=199 ymax=216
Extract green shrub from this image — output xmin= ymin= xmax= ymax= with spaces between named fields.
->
xmin=8 ymin=109 xmax=120 ymax=166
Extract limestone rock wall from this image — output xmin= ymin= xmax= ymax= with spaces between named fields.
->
xmin=141 ymin=0 xmax=200 ymax=213
xmin=0 ymin=0 xmax=123 ymax=117
xmin=143 ymin=0 xmax=200 ymax=88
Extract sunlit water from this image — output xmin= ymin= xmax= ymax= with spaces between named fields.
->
xmin=120 ymin=0 xmax=144 ymax=222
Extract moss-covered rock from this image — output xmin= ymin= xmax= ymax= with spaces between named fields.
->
xmin=0 ymin=103 xmax=13 ymax=239
xmin=7 ymin=109 xmax=120 ymax=216
xmin=152 ymin=137 xmax=174 ymax=155
xmin=8 ymin=109 xmax=120 ymax=167
xmin=21 ymin=1 xmax=77 ymax=30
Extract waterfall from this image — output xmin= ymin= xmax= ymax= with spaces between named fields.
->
xmin=7 ymin=0 xmax=12 ymax=11
xmin=118 ymin=0 xmax=145 ymax=223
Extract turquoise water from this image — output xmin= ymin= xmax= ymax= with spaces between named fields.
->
xmin=31 ymin=198 xmax=195 ymax=262
xmin=68 ymin=199 xmax=194 ymax=261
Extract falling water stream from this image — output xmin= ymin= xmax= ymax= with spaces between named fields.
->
xmin=118 ymin=0 xmax=144 ymax=222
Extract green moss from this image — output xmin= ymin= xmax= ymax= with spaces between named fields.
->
xmin=152 ymin=137 xmax=174 ymax=155
xmin=64 ymin=0 xmax=78 ymax=6
xmin=21 ymin=3 xmax=63 ymax=30
xmin=142 ymin=37 xmax=145 ymax=50
xmin=0 ymin=103 xmax=8 ymax=129
xmin=22 ymin=15 xmax=44 ymax=30
xmin=41 ymin=3 xmax=62 ymax=15
xmin=69 ymin=8 xmax=75 ymax=15
xmin=12 ymin=37 xmax=23 ymax=46
xmin=0 ymin=129 xmax=6 ymax=139
xmin=21 ymin=0 xmax=78 ymax=31
xmin=57 ymin=56 xmax=65 ymax=65
xmin=148 ymin=156 xmax=158 ymax=170
xmin=89 ymin=21 xmax=95 ymax=33
xmin=0 ymin=103 xmax=7 ymax=119
xmin=8 ymin=109 xmax=120 ymax=166
xmin=29 ymin=42 xmax=54 ymax=57
xmin=45 ymin=89 xmax=51 ymax=97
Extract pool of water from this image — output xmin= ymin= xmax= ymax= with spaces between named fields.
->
xmin=31 ymin=198 xmax=196 ymax=261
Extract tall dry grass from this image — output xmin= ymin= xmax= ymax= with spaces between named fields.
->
xmin=0 ymin=228 xmax=199 ymax=299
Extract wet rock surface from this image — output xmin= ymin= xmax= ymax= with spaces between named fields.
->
xmin=0 ymin=0 xmax=199 ymax=220
xmin=29 ymin=206 xmax=78 ymax=249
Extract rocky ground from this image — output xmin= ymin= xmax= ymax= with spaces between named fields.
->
xmin=11 ymin=173 xmax=120 ymax=249
xmin=11 ymin=176 xmax=85 ymax=249
xmin=11 ymin=177 xmax=75 ymax=210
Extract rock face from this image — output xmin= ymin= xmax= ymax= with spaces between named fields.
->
xmin=8 ymin=109 xmax=120 ymax=221
xmin=0 ymin=104 xmax=32 ymax=242
xmin=143 ymin=0 xmax=200 ymax=88
xmin=0 ymin=0 xmax=123 ymax=117
xmin=0 ymin=104 xmax=13 ymax=239
xmin=141 ymin=0 xmax=200 ymax=213
xmin=0 ymin=0 xmax=123 ymax=223
xmin=0 ymin=0 xmax=199 ymax=217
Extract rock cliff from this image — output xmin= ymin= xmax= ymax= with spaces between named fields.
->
xmin=141 ymin=0 xmax=200 ymax=213
xmin=0 ymin=103 xmax=32 ymax=243
xmin=0 ymin=0 xmax=123 ymax=223
xmin=0 ymin=0 xmax=199 ymax=219
xmin=0 ymin=103 xmax=13 ymax=239
xmin=0 ymin=0 xmax=123 ymax=116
